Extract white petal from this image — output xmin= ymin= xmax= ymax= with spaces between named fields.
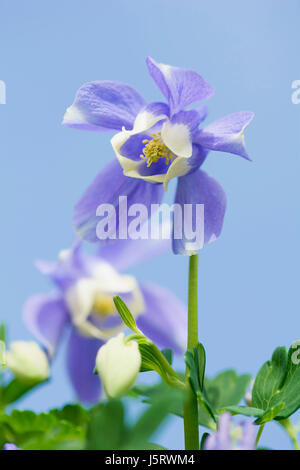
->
xmin=163 ymin=157 xmax=191 ymax=191
xmin=161 ymin=120 xmax=192 ymax=158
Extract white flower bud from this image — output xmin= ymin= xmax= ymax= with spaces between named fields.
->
xmin=6 ymin=341 xmax=50 ymax=384
xmin=96 ymin=333 xmax=141 ymax=398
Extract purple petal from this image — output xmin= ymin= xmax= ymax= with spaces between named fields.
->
xmin=205 ymin=413 xmax=232 ymax=450
xmin=195 ymin=111 xmax=254 ymax=160
xmin=35 ymin=240 xmax=88 ymax=292
xmin=73 ymin=159 xmax=164 ymax=244
xmin=136 ymin=282 xmax=187 ymax=353
xmin=98 ymin=237 xmax=171 ymax=272
xmin=67 ymin=327 xmax=103 ymax=403
xmin=63 ymin=81 xmax=146 ymax=132
xmin=173 ymin=170 xmax=226 ymax=255
xmin=120 ymin=133 xmax=151 ymax=162
xmin=3 ymin=443 xmax=20 ymax=450
xmin=216 ymin=413 xmax=232 ymax=449
xmin=23 ymin=293 xmax=69 ymax=357
xmin=146 ymin=57 xmax=214 ymax=115
xmin=240 ymin=421 xmax=256 ymax=450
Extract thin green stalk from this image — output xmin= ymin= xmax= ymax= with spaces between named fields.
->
xmin=280 ymin=418 xmax=300 ymax=450
xmin=183 ymin=254 xmax=199 ymax=450
xmin=255 ymin=424 xmax=265 ymax=448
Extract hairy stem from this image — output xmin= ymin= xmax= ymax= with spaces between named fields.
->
xmin=183 ymin=254 xmax=199 ymax=450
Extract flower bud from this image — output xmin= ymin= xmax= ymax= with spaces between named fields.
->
xmin=96 ymin=333 xmax=141 ymax=398
xmin=6 ymin=341 xmax=49 ymax=384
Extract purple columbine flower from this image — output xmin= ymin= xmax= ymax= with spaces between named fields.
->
xmin=204 ymin=412 xmax=256 ymax=450
xmin=63 ymin=57 xmax=254 ymax=254
xmin=23 ymin=239 xmax=187 ymax=403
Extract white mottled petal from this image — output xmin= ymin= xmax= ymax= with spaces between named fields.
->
xmin=161 ymin=120 xmax=192 ymax=158
xmin=163 ymin=157 xmax=191 ymax=191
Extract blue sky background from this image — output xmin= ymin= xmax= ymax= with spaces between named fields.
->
xmin=0 ymin=0 xmax=299 ymax=449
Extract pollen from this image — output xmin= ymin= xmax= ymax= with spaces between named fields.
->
xmin=140 ymin=132 xmax=173 ymax=167
xmin=92 ymin=293 xmax=116 ymax=317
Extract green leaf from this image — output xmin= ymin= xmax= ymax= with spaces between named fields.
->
xmin=0 ymin=323 xmax=5 ymax=369
xmin=86 ymin=400 xmax=125 ymax=450
xmin=128 ymin=387 xmax=183 ymax=449
xmin=134 ymin=380 xmax=216 ymax=430
xmin=0 ymin=323 xmax=5 ymax=343
xmin=222 ymin=405 xmax=265 ymax=418
xmin=0 ymin=379 xmax=47 ymax=407
xmin=200 ymin=432 xmax=210 ymax=450
xmin=196 ymin=343 xmax=206 ymax=391
xmin=252 ymin=347 xmax=287 ymax=411
xmin=86 ymin=389 xmax=180 ymax=450
xmin=50 ymin=404 xmax=89 ymax=427
xmin=196 ymin=391 xmax=217 ymax=424
xmin=205 ymin=370 xmax=252 ymax=411
xmin=161 ymin=349 xmax=173 ymax=365
xmin=184 ymin=349 xmax=199 ymax=395
xmin=113 ymin=296 xmax=139 ymax=333
xmin=185 ymin=345 xmax=218 ymax=426
xmin=254 ymin=403 xmax=285 ymax=425
xmin=252 ymin=343 xmax=300 ymax=419
xmin=0 ymin=407 xmax=86 ymax=450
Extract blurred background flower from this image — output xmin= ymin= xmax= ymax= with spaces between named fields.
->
xmin=24 ymin=240 xmax=187 ymax=402
xmin=204 ymin=412 xmax=256 ymax=450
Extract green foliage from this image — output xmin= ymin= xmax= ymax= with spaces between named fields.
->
xmin=0 ymin=387 xmax=181 ymax=450
xmin=132 ymin=382 xmax=184 ymax=422
xmin=135 ymin=357 xmax=251 ymax=431
xmin=86 ymin=388 xmax=182 ymax=450
xmin=86 ymin=400 xmax=125 ymax=450
xmin=221 ymin=405 xmax=264 ymax=418
xmin=223 ymin=342 xmax=300 ymax=425
xmin=161 ymin=348 xmax=173 ymax=365
xmin=0 ymin=404 xmax=89 ymax=450
xmin=184 ymin=344 xmax=251 ymax=430
xmin=0 ymin=379 xmax=47 ymax=408
xmin=185 ymin=345 xmax=217 ymax=427
xmin=205 ymin=370 xmax=252 ymax=411
xmin=252 ymin=344 xmax=300 ymax=419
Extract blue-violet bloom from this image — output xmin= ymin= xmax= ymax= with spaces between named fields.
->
xmin=3 ymin=443 xmax=20 ymax=450
xmin=63 ymin=57 xmax=254 ymax=255
xmin=204 ymin=412 xmax=256 ymax=450
xmin=24 ymin=239 xmax=186 ymax=402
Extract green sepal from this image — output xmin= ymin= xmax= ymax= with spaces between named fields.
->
xmin=113 ymin=296 xmax=139 ymax=333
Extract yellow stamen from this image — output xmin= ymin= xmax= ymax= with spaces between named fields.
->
xmin=92 ymin=293 xmax=116 ymax=317
xmin=140 ymin=132 xmax=173 ymax=167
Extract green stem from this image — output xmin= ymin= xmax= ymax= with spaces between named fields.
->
xmin=183 ymin=254 xmax=199 ymax=450
xmin=280 ymin=418 xmax=300 ymax=450
xmin=255 ymin=424 xmax=265 ymax=448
